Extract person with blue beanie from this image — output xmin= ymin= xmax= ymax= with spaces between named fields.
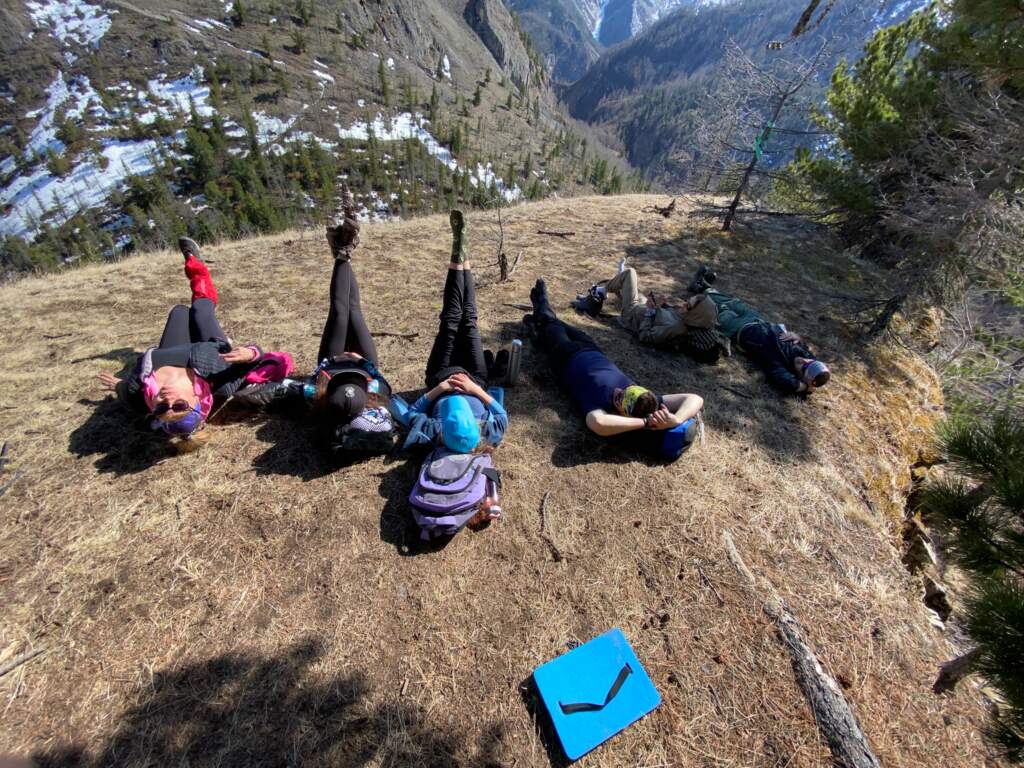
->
xmin=403 ymin=210 xmax=508 ymax=453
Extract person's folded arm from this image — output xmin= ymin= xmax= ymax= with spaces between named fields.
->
xmin=766 ymin=364 xmax=804 ymax=394
xmin=483 ymin=399 xmax=508 ymax=444
xmin=585 ymin=409 xmax=648 ymax=437
xmin=662 ymin=393 xmax=704 ymax=423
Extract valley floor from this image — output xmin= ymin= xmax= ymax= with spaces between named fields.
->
xmin=0 ymin=196 xmax=996 ymax=766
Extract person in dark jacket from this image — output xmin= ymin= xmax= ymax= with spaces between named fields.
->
xmin=293 ymin=191 xmax=397 ymax=455
xmin=688 ymin=267 xmax=831 ymax=395
xmin=525 ymin=278 xmax=704 ymax=458
xmin=97 ymin=238 xmax=291 ymax=440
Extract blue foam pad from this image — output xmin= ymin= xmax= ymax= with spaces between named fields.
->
xmin=532 ymin=628 xmax=660 ymax=761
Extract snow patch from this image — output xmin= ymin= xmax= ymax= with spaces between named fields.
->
xmin=335 ymin=113 xmax=521 ymax=202
xmin=25 ymin=0 xmax=115 ymax=50
xmin=252 ymin=111 xmax=297 ymax=144
xmin=441 ymin=54 xmax=451 ymax=80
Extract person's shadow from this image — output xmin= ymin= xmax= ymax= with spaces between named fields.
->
xmin=68 ymin=349 xmax=176 ymax=476
xmin=33 ymin=637 xmax=508 ymax=768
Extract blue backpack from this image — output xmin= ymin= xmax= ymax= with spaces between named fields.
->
xmin=409 ymin=447 xmax=501 ymax=540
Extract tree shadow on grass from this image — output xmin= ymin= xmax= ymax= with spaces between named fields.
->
xmin=35 ymin=637 xmax=508 ymax=768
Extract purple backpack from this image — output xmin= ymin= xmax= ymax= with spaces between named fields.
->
xmin=409 ymin=448 xmax=500 ymax=539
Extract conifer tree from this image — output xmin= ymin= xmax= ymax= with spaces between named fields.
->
xmin=378 ymin=58 xmax=391 ymax=107
xmin=472 ymin=83 xmax=482 ymax=107
xmin=429 ymin=84 xmax=439 ymax=124
xmin=922 ymin=414 xmax=1024 ymax=761
xmin=232 ymin=0 xmax=245 ymax=27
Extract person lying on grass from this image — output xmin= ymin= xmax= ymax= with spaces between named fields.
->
xmin=525 ymin=278 xmax=704 ymax=460
xmin=401 ymin=210 xmax=509 ymax=454
xmin=687 ymin=266 xmax=831 ymax=396
xmin=572 ymin=258 xmax=725 ymax=363
xmin=97 ymin=238 xmax=292 ymax=445
xmin=268 ymin=187 xmax=398 ymax=456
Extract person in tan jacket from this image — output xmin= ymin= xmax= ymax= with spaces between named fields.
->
xmin=573 ymin=261 xmax=724 ymax=362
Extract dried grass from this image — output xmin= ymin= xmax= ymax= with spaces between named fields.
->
xmin=0 ymin=195 xmax=996 ymax=766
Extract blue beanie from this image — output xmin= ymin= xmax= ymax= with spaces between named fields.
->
xmin=438 ymin=395 xmax=480 ymax=454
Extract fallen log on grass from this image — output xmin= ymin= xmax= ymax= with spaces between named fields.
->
xmin=722 ymin=531 xmax=881 ymax=768
xmin=536 ymin=230 xmax=575 ymax=239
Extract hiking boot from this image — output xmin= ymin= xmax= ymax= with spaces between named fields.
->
xmin=450 ymin=209 xmax=466 ymax=265
xmin=530 ymin=278 xmax=557 ymax=323
xmin=572 ymin=284 xmax=605 ymax=316
xmin=489 ymin=348 xmax=510 ymax=383
xmin=687 ymin=265 xmax=717 ymax=294
xmin=327 ymin=215 xmax=360 ymax=261
xmin=178 ymin=237 xmax=202 ymax=261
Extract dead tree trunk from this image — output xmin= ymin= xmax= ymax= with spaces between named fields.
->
xmin=723 ymin=94 xmax=786 ymax=232
xmin=723 ymin=531 xmax=881 ymax=768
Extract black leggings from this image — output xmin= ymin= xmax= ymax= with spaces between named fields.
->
xmin=150 ymin=298 xmax=227 ymax=369
xmin=318 ymin=260 xmax=378 ymax=365
xmin=424 ymin=267 xmax=487 ymax=387
xmin=536 ymin=318 xmax=600 ymax=375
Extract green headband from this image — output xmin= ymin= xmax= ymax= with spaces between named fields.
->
xmin=621 ymin=385 xmax=650 ymax=415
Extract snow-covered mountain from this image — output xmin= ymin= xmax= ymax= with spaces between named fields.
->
xmin=594 ymin=0 xmax=731 ymax=47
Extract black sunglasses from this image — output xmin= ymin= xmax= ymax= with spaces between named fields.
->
xmin=153 ymin=399 xmax=191 ymax=416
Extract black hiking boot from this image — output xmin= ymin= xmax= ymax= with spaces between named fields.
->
xmin=178 ymin=237 xmax=202 ymax=261
xmin=572 ymin=284 xmax=605 ymax=316
xmin=687 ymin=265 xmax=717 ymax=294
xmin=530 ymin=278 xmax=557 ymax=323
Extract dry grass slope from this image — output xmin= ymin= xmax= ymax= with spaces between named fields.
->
xmin=0 ymin=196 xmax=997 ymax=766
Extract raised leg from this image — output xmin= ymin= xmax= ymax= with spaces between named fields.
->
xmin=158 ymin=305 xmax=191 ymax=349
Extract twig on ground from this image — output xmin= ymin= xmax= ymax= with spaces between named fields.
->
xmin=371 ymin=332 xmax=419 ymax=340
xmin=537 ymin=491 xmax=564 ymax=563
xmin=697 ymin=564 xmax=726 ymax=606
xmin=0 ymin=645 xmax=47 ymax=678
xmin=502 ymin=303 xmax=533 ymax=312
xmin=536 ymin=230 xmax=575 ymax=239
xmin=0 ymin=469 xmax=25 ymax=498
xmin=0 ymin=442 xmax=9 ymax=472
xmin=719 ymin=384 xmax=755 ymax=400
xmin=722 ymin=530 xmax=881 ymax=768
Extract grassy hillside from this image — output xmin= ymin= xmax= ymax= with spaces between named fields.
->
xmin=0 ymin=196 xmax=994 ymax=766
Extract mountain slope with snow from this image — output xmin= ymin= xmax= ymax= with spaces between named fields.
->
xmin=0 ymin=0 xmax=629 ymax=273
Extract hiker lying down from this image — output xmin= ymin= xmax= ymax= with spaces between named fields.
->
xmin=526 ymin=279 xmax=703 ymax=460
xmin=401 ymin=210 xmax=508 ymax=454
xmin=573 ymin=260 xmax=724 ymax=363
xmin=97 ymin=237 xmax=291 ymax=445
xmin=688 ymin=266 xmax=831 ymax=396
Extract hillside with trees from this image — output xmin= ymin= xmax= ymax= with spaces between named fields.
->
xmin=0 ymin=0 xmax=636 ymax=276
xmin=562 ymin=0 xmax=923 ymax=185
